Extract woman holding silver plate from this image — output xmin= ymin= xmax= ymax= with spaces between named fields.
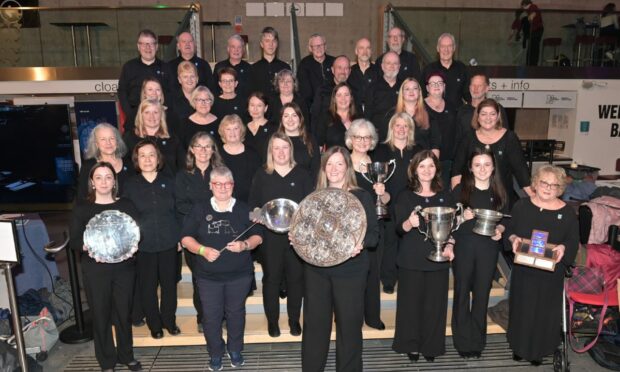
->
xmin=249 ymin=132 xmax=314 ymax=338
xmin=70 ymin=162 xmax=142 ymax=372
xmin=451 ymin=147 xmax=508 ymax=358
xmin=392 ymin=150 xmax=455 ymax=363
xmin=345 ymin=118 xmax=389 ymax=330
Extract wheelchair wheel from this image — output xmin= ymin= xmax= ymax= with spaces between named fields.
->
xmin=553 ymin=349 xmax=569 ymax=372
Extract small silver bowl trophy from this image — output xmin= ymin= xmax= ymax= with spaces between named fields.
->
xmin=414 ymin=203 xmax=463 ymax=262
xmin=360 ymin=159 xmax=396 ymax=218
xmin=472 ymin=208 xmax=508 ymax=236
xmin=514 ymin=229 xmax=557 ymax=272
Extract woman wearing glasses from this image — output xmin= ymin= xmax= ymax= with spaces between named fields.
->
xmin=181 ymin=166 xmax=264 ymax=372
xmin=451 ymin=98 xmax=532 ymax=204
xmin=212 ymin=67 xmax=246 ymax=120
xmin=506 ymin=165 xmax=578 ymax=365
xmin=176 ymin=132 xmax=224 ymax=332
xmin=180 ymin=86 xmax=220 ymax=149
xmin=344 ymin=119 xmax=388 ymax=330
xmin=267 ymin=69 xmax=309 ymax=125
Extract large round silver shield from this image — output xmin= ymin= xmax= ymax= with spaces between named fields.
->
xmin=83 ymin=210 xmax=140 ymax=263
xmin=289 ymin=188 xmax=367 ymax=267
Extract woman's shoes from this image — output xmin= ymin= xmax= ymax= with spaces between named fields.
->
xmin=424 ymin=355 xmax=435 ymax=362
xmin=407 ymin=352 xmax=419 ymax=362
xmin=150 ymin=329 xmax=164 ymax=339
xmin=512 ymin=353 xmax=523 ymax=361
xmin=126 ymin=360 xmax=142 ymax=371
xmin=530 ymin=359 xmax=543 ymax=366
xmin=289 ymin=320 xmax=302 ymax=336
xmin=366 ymin=321 xmax=385 ymax=330
xmin=268 ymin=322 xmax=281 ymax=337
xmin=165 ymin=325 xmax=181 ymax=335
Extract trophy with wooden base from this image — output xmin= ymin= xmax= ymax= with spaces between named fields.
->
xmin=514 ymin=229 xmax=558 ymax=272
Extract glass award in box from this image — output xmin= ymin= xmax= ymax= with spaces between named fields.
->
xmin=514 ymin=230 xmax=557 ymax=272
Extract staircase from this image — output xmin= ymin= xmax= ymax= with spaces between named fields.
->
xmin=130 ymin=262 xmax=506 ymax=347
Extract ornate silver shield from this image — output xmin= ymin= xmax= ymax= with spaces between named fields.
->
xmin=83 ymin=210 xmax=140 ymax=263
xmin=289 ymin=188 xmax=367 ymax=267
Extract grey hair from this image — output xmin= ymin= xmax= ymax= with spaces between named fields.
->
xmin=84 ymin=123 xmax=127 ymax=160
xmin=308 ymin=33 xmax=325 ymax=45
xmin=210 ymin=166 xmax=234 ymax=182
xmin=344 ymin=118 xmax=379 ymax=151
xmin=228 ymin=34 xmax=245 ymax=46
xmin=437 ymin=32 xmax=456 ymax=48
xmin=273 ymin=69 xmax=298 ymax=93
xmin=190 ymin=86 xmax=214 ymax=109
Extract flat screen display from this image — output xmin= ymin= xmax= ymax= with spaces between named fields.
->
xmin=0 ymin=104 xmax=76 ymax=209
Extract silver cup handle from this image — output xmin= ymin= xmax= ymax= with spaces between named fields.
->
xmin=452 ymin=203 xmax=464 ymax=232
xmin=383 ymin=159 xmax=397 ymax=183
xmin=413 ymin=205 xmax=430 ymax=240
xmin=359 ymin=161 xmax=375 ymax=184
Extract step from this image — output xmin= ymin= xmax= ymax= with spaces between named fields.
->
xmin=131 ymin=309 xmax=506 ymax=347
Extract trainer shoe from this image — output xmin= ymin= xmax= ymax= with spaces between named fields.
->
xmin=209 ymin=357 xmax=223 ymax=371
xmin=229 ymin=351 xmax=245 ymax=368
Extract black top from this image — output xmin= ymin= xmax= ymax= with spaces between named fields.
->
xmin=122 ymin=131 xmax=184 ymax=177
xmin=382 ymin=107 xmax=441 ymax=151
xmin=424 ymin=101 xmax=457 ymax=161
xmin=248 ymin=166 xmax=314 ymax=209
xmin=452 ymin=184 xmax=510 ymax=238
xmin=372 ymin=143 xmax=423 ymax=207
xmin=244 ymin=120 xmax=279 ymax=165
xmin=250 ymin=58 xmax=291 ymax=97
xmin=365 ymin=77 xmax=404 ymax=142
xmin=325 ymin=118 xmax=350 ymax=149
xmin=455 ymin=103 xmax=511 ymax=148
xmin=169 ymin=54 xmax=217 ymax=93
xmin=422 ymin=60 xmax=471 ymax=109
xmin=168 ymin=90 xmax=193 ymax=129
xmin=175 ymin=166 xmax=213 ymax=220
xmin=70 ymin=198 xmax=139 ymax=267
xmin=376 ymin=50 xmax=421 ymax=82
xmin=214 ymin=59 xmax=252 ymax=99
xmin=349 ymin=63 xmax=380 ymax=111
xmin=179 ymin=116 xmax=222 ymax=149
xmin=117 ymin=57 xmax=172 ymax=131
xmin=355 ymin=170 xmax=375 ymax=197
xmin=267 ymin=93 xmax=309 ymax=124
xmin=306 ymin=188 xmax=379 ymax=276
xmin=220 ymin=146 xmax=262 ymax=203
xmin=122 ymin=173 xmax=180 ymax=252
xmin=395 ymin=189 xmax=455 ymax=271
xmin=212 ymin=95 xmax=248 ymax=120
xmin=452 ymin=130 xmax=530 ymax=198
xmin=181 ymin=199 xmax=263 ymax=281
xmin=297 ymin=54 xmax=335 ymax=108
xmin=76 ymin=157 xmax=133 ymax=201
xmin=309 ymin=79 xmax=336 ymax=142
xmin=290 ymin=135 xmax=320 ymax=181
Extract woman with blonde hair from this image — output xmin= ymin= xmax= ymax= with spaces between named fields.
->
xmin=170 ymin=61 xmax=199 ymax=123
xmin=180 ymin=85 xmax=220 ymax=148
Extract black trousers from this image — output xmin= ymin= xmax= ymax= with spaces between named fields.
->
xmin=392 ymin=268 xmax=449 ymax=357
xmin=364 ymin=236 xmax=382 ymax=327
xmin=261 ymin=232 xmax=304 ymax=324
xmin=302 ymin=266 xmax=366 ymax=372
xmin=451 ymin=239 xmax=498 ymax=353
xmin=380 ymin=219 xmax=398 ymax=288
xmin=136 ymin=247 xmax=178 ymax=332
xmin=184 ymin=249 xmax=203 ymax=323
xmin=82 ymin=259 xmax=136 ymax=370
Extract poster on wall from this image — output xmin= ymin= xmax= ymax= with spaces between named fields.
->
xmin=75 ymin=101 xmax=119 ymax=158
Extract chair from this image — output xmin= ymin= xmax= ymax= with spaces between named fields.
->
xmin=542 ymin=37 xmax=562 ymax=66
xmin=573 ymin=35 xmax=596 ymax=67
xmin=595 ymin=35 xmax=618 ymax=66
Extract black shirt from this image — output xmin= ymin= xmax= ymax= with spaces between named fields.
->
xmin=214 ymin=59 xmax=252 ymax=99
xmin=425 ymin=101 xmax=457 ymax=161
xmin=175 ymin=166 xmax=213 ymax=220
xmin=169 ymin=54 xmax=217 ymax=93
xmin=179 ymin=116 xmax=222 ymax=149
xmin=452 ymin=184 xmax=510 ymax=238
xmin=123 ymin=173 xmax=179 ymax=252
xmin=220 ymin=146 xmax=262 ymax=203
xmin=250 ymin=57 xmax=291 ymax=97
xmin=365 ymin=77 xmax=403 ymax=142
xmin=349 ymin=63 xmax=380 ymax=111
xmin=212 ymin=95 xmax=247 ymax=120
xmin=372 ymin=143 xmax=423 ymax=207
xmin=394 ymin=189 xmax=455 ymax=271
xmin=290 ymin=135 xmax=320 ymax=181
xmin=181 ymin=199 xmax=263 ymax=281
xmin=123 ymin=131 xmax=184 ymax=177
xmin=455 ymin=103 xmax=510 ymax=148
xmin=244 ymin=121 xmax=279 ymax=164
xmin=422 ymin=60 xmax=471 ymax=109
xmin=297 ymin=54 xmax=335 ymax=108
xmin=309 ymin=79 xmax=336 ymax=144
xmin=376 ymin=49 xmax=421 ymax=82
xmin=117 ymin=57 xmax=172 ymax=130
xmin=168 ymin=90 xmax=194 ymax=128
xmin=76 ymin=157 xmax=133 ymax=201
xmin=248 ymin=166 xmax=314 ymax=209
xmin=325 ymin=118 xmax=349 ymax=149
xmin=267 ymin=94 xmax=309 ymax=124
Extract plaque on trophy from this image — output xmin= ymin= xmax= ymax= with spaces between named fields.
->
xmin=514 ymin=229 xmax=558 ymax=272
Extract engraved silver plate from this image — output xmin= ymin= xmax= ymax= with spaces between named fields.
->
xmin=289 ymin=188 xmax=367 ymax=267
xmin=83 ymin=210 xmax=140 ymax=263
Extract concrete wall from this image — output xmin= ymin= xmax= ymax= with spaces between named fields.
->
xmin=2 ymin=0 xmax=613 ymax=67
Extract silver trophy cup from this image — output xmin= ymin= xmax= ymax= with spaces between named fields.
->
xmin=360 ymin=159 xmax=396 ymax=218
xmin=472 ymin=209 xmax=508 ymax=236
xmin=415 ymin=203 xmax=463 ymax=262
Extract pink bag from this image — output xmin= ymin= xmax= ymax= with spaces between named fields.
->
xmin=586 ymin=243 xmax=620 ymax=291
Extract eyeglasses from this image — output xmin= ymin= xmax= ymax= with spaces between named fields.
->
xmin=352 ymin=135 xmax=372 ymax=142
xmin=192 ymin=144 xmax=212 ymax=151
xmin=428 ymin=81 xmax=445 ymax=88
xmin=138 ymin=42 xmax=157 ymax=48
xmin=211 ymin=181 xmax=234 ymax=189
xmin=220 ymin=79 xmax=236 ymax=84
xmin=310 ymin=43 xmax=325 ymax=49
xmin=195 ymin=98 xmax=213 ymax=105
xmin=538 ymin=180 xmax=561 ymax=190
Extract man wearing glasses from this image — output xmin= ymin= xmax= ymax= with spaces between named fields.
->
xmin=376 ymin=27 xmax=421 ymax=83
xmin=118 ymin=29 xmax=172 ymax=131
xmin=297 ymin=34 xmax=335 ymax=110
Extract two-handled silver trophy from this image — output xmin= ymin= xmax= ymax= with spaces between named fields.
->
xmin=360 ymin=159 xmax=396 ymax=218
xmin=414 ymin=203 xmax=463 ymax=262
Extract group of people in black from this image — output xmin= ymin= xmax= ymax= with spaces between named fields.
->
xmin=70 ymin=25 xmax=579 ymax=372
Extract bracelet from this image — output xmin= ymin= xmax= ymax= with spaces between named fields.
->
xmin=198 ymin=246 xmax=205 ymax=256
